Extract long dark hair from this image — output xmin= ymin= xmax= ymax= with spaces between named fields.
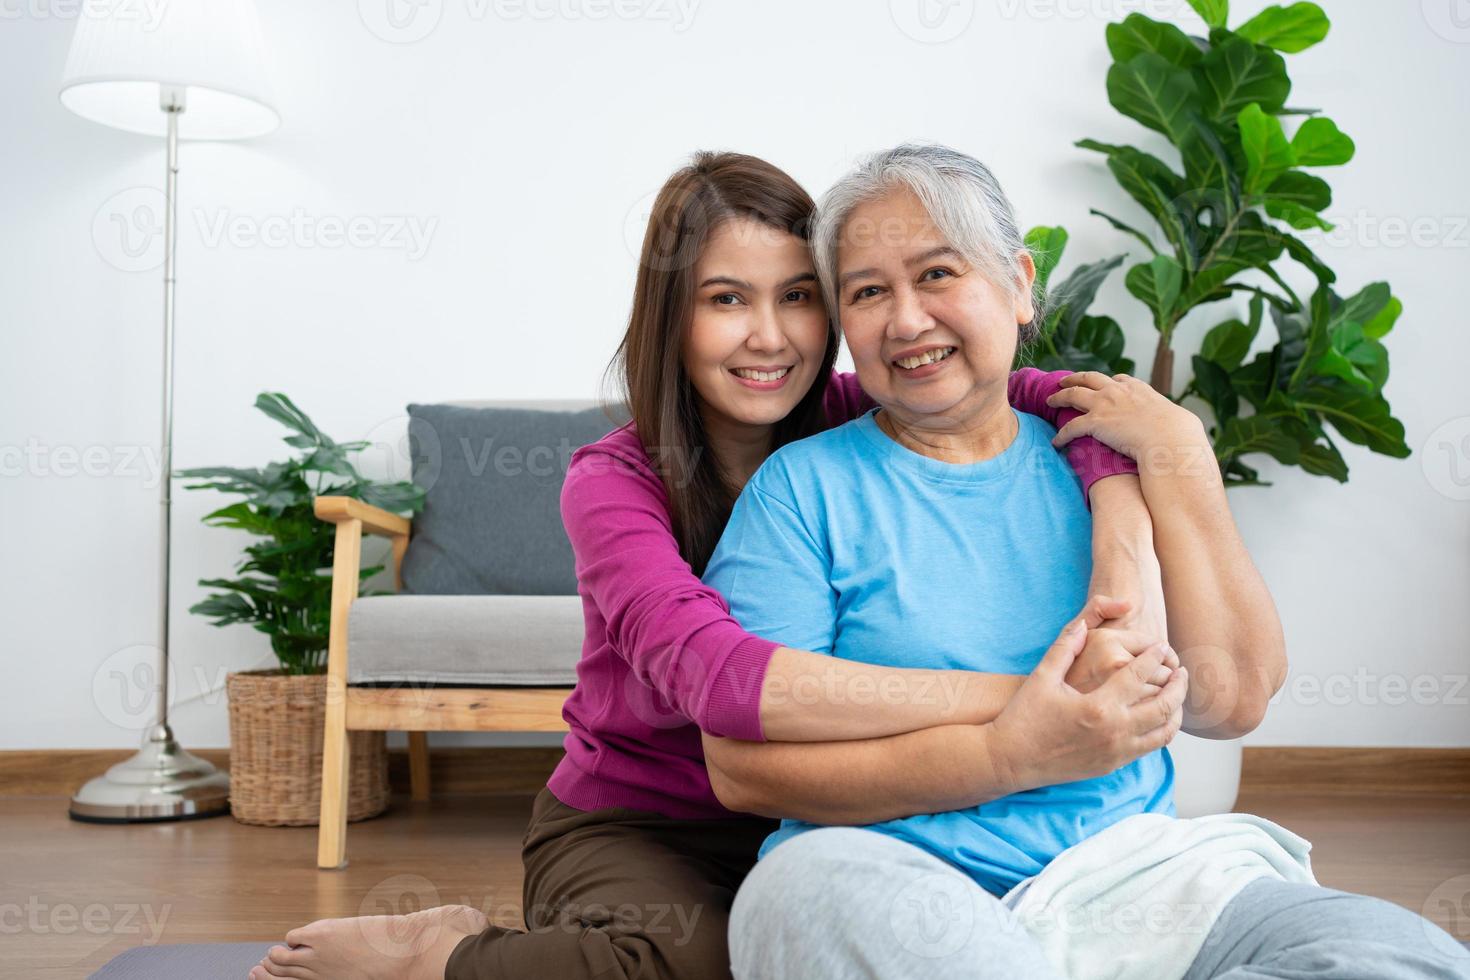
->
xmin=611 ymin=151 xmax=839 ymax=575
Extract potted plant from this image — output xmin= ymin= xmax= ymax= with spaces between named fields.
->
xmin=179 ymin=393 xmax=424 ymax=826
xmin=1017 ymin=0 xmax=1409 ymax=815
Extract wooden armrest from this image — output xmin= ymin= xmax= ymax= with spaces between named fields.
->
xmin=314 ymin=496 xmax=411 ymax=538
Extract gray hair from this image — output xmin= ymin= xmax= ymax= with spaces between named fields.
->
xmin=812 ymin=143 xmax=1040 ymax=341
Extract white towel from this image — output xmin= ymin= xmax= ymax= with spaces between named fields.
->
xmin=998 ymin=812 xmax=1318 ymax=980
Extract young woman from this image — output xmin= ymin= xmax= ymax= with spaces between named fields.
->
xmin=251 ymin=151 xmax=1164 ymax=980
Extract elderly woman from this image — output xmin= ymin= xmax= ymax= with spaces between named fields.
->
xmin=701 ymin=145 xmax=1469 ymax=980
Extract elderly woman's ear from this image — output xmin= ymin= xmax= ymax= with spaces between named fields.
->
xmin=1014 ymin=249 xmax=1037 ymax=327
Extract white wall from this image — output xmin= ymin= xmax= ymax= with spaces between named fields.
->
xmin=2 ymin=0 xmax=1467 ymax=751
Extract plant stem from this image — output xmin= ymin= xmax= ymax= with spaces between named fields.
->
xmin=1150 ymin=331 xmax=1175 ymax=397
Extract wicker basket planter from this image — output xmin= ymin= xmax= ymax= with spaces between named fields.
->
xmin=226 ymin=670 xmax=389 ymax=826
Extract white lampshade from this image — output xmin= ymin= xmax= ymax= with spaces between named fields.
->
xmin=59 ymin=0 xmax=278 ymax=140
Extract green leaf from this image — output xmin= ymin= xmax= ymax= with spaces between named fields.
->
xmin=1215 ymin=415 xmax=1303 ymax=466
xmin=1070 ymin=315 xmax=1133 ymax=371
xmin=1200 ymin=317 xmax=1258 ymax=371
xmin=1238 ymin=103 xmax=1295 ymax=193
xmin=255 ymin=392 xmax=332 ymax=448
xmin=1178 ymin=118 xmax=1243 ymax=221
xmin=1236 ymin=2 xmax=1330 ymax=52
xmin=200 ymin=501 xmax=277 ymax=536
xmin=1125 ymin=255 xmax=1184 ymax=329
xmin=1319 ymin=322 xmax=1389 ymax=389
xmin=1107 ymin=14 xmax=1203 ymax=67
xmin=1363 ymin=296 xmax=1402 ymax=340
xmin=1336 ymin=281 xmax=1392 ymax=331
xmin=1077 ymin=140 xmax=1192 ymax=259
xmin=1025 ymin=226 xmax=1069 ymax=296
xmin=1107 ymin=52 xmax=1203 ymax=143
xmin=1262 ymin=170 xmax=1333 ymax=229
xmin=1185 ymin=0 xmax=1228 ymax=28
xmin=1089 ymin=209 xmax=1159 ymax=255
xmin=1048 ymin=254 xmax=1125 ymax=324
xmin=1192 ymin=355 xmax=1240 ymax=423
xmin=1264 ymin=171 xmax=1331 ymax=211
xmin=1280 ymin=231 xmax=1336 ymax=284
xmin=1197 ymin=36 xmax=1290 ymax=121
xmin=358 ymin=481 xmax=427 ymax=514
xmin=189 ymin=591 xmax=256 ymax=624
xmin=1178 ymin=212 xmax=1287 ymax=310
xmin=1232 ymin=351 xmax=1276 ymax=408
xmin=1290 ymin=116 xmax=1355 ymax=166
xmin=1297 ymin=381 xmax=1411 ymax=456
xmin=1297 ymin=437 xmax=1349 ymax=481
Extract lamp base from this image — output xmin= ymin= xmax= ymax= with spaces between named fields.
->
xmin=69 ymin=724 xmax=230 ymax=823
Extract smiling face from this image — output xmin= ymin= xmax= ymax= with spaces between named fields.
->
xmin=835 ymin=187 xmax=1035 ymax=428
xmin=681 ymin=218 xmax=831 ymax=433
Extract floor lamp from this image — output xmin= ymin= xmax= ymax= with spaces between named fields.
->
xmin=62 ymin=0 xmax=279 ymax=822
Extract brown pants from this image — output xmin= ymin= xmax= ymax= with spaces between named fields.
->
xmin=445 ymin=787 xmax=778 ymax=980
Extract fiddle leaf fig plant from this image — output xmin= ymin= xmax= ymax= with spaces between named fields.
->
xmin=1017 ymin=0 xmax=1410 ymax=486
xmin=178 ymin=393 xmax=424 ymax=675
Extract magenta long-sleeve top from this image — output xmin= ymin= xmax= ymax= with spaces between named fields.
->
xmin=547 ymin=368 xmax=1138 ymax=819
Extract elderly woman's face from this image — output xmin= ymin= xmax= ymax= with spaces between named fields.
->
xmin=835 ymin=188 xmax=1034 ymax=423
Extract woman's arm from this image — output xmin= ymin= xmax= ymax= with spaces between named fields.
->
xmin=1048 ymin=373 xmax=1288 ymax=738
xmin=561 ymin=443 xmax=1027 ymax=743
xmin=705 ymin=614 xmax=1186 ymax=823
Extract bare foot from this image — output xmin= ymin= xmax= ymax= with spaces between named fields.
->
xmin=249 ymin=904 xmax=488 ymax=980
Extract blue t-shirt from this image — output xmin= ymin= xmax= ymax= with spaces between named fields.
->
xmin=703 ymin=407 xmax=1175 ymax=896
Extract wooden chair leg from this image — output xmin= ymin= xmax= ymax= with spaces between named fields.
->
xmin=408 ymin=731 xmax=431 ymax=801
xmin=317 ymin=516 xmax=362 ymax=870
xmin=317 ymin=678 xmax=351 ymax=869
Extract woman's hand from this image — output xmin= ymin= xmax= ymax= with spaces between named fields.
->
xmin=1046 ymin=372 xmax=1207 ymax=463
xmin=990 ymin=611 xmax=1187 ymax=793
xmin=1065 ymin=627 xmax=1179 ymax=695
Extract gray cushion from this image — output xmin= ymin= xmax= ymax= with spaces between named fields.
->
xmin=400 ymin=400 xmax=628 ymax=596
xmin=347 ymin=595 xmax=583 ymax=685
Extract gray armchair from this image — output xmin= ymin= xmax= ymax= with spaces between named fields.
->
xmin=315 ymin=400 xmax=627 ymax=869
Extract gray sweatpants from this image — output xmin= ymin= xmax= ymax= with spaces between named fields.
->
xmin=729 ymin=827 xmax=1470 ymax=980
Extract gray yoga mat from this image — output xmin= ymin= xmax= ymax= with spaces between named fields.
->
xmin=89 ymin=939 xmax=1470 ymax=978
xmin=89 ymin=942 xmax=276 ymax=979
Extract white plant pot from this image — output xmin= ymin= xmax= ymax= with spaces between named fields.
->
xmin=1168 ymin=734 xmax=1243 ymax=817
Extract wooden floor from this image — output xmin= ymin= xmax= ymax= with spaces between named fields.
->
xmin=5 ymin=789 xmax=1469 ymax=978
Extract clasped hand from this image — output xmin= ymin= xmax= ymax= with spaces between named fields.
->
xmin=990 ymin=595 xmax=1186 ymax=793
